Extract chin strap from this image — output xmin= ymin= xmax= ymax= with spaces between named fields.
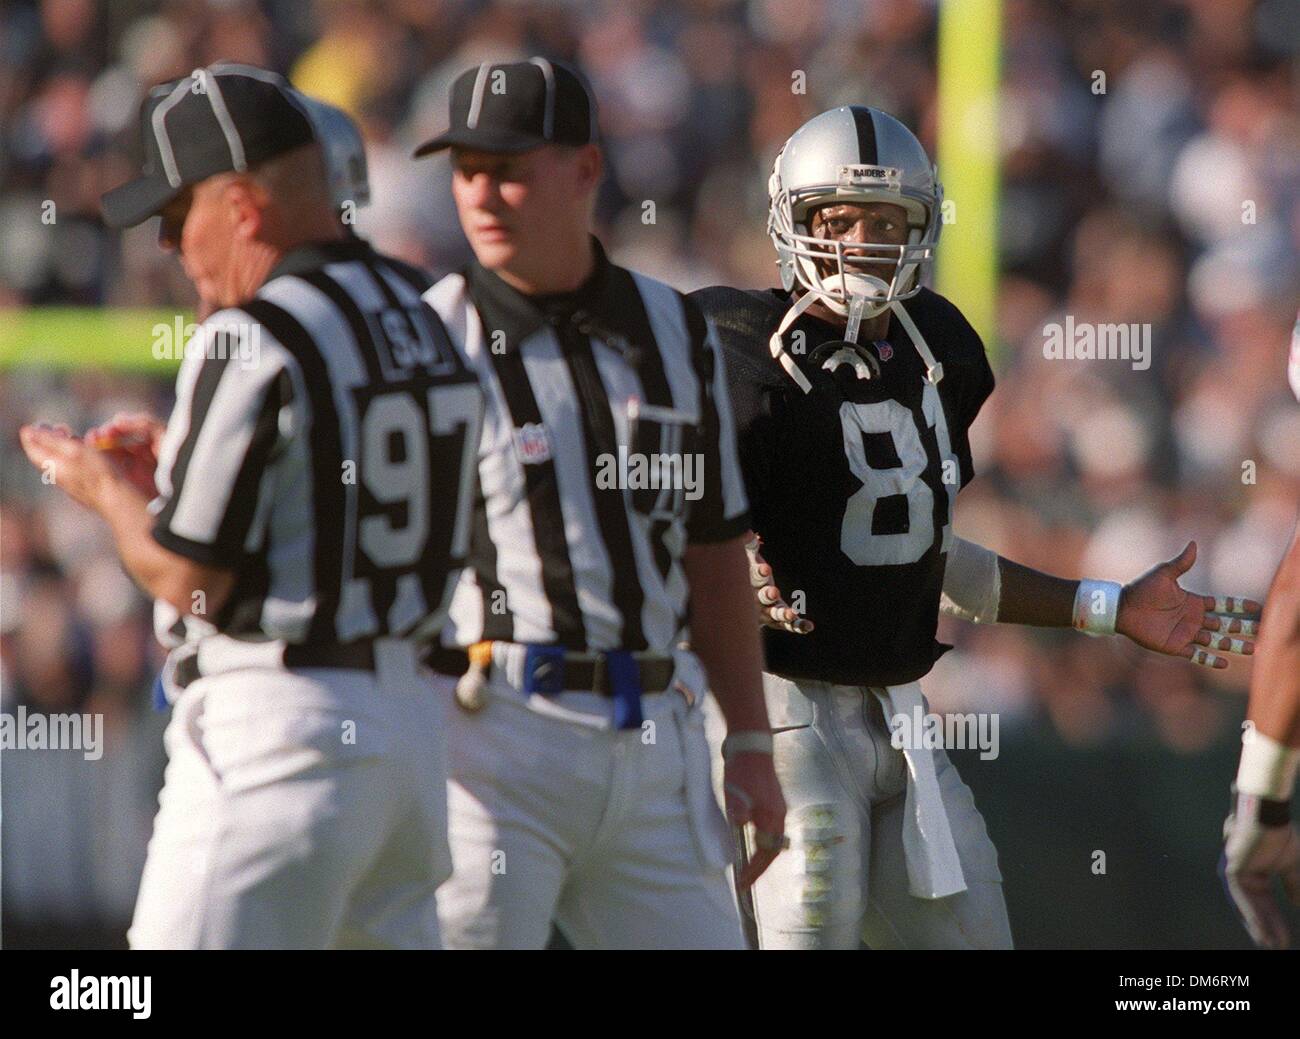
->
xmin=768 ymin=291 xmax=819 ymax=393
xmin=889 ymin=298 xmax=944 ymax=385
xmin=770 ymin=294 xmax=945 ymax=395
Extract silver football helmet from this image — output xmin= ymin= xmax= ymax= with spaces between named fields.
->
xmin=768 ymin=105 xmax=941 ymax=321
xmin=293 ymin=92 xmax=371 ymax=211
xmin=765 ymin=106 xmax=946 ymax=391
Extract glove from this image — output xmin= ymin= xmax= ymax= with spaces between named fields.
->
xmin=1222 ymin=791 xmax=1300 ymax=949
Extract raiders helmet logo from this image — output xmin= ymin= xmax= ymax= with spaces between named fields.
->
xmin=836 ymin=164 xmax=902 ymax=190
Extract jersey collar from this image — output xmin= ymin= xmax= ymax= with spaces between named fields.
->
xmin=465 ymin=235 xmax=622 ymax=352
xmin=264 ymin=235 xmax=377 ymax=284
xmin=774 ymin=288 xmax=943 ymax=389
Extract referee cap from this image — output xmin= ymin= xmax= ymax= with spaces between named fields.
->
xmin=102 ymin=63 xmax=316 ymax=228
xmin=413 ymin=57 xmax=598 ymax=158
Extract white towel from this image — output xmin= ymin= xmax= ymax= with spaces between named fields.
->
xmin=872 ymin=683 xmax=968 ymax=899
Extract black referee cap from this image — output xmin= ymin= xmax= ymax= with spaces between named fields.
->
xmin=101 ymin=64 xmax=317 ymax=229
xmin=413 ymin=58 xmax=598 ymax=158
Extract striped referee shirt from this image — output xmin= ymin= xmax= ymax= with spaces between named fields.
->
xmin=151 ymin=237 xmax=483 ymax=647
xmin=424 ymin=238 xmax=750 ymax=654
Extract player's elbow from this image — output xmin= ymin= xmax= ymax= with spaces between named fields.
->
xmin=152 ymin=564 xmax=235 ymax=622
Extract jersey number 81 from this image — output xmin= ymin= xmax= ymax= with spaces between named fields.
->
xmin=838 ymin=381 xmax=958 ymax=567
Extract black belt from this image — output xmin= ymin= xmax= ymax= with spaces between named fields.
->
xmin=283 ymin=642 xmax=376 ymax=670
xmin=429 ymin=646 xmax=674 ymax=696
xmin=174 ymin=641 xmax=376 ymax=690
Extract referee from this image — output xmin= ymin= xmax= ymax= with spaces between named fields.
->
xmin=21 ymin=64 xmax=483 ymax=948
xmin=418 ymin=58 xmax=786 ymax=949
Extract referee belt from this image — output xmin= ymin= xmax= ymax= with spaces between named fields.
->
xmin=428 ymin=644 xmax=674 ymax=697
xmin=173 ymin=640 xmax=376 ymax=690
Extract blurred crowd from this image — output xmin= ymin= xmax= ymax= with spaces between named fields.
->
xmin=2 ymin=0 xmax=1298 ymax=946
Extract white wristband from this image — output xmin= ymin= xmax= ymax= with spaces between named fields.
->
xmin=1237 ymin=729 xmax=1300 ymax=800
xmin=722 ymin=731 xmax=774 ymax=760
xmin=1073 ymin=579 xmax=1122 ymax=636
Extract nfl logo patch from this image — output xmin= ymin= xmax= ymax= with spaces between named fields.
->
xmin=875 ymin=341 xmax=893 ymax=362
xmin=513 ymin=422 xmax=552 ymax=465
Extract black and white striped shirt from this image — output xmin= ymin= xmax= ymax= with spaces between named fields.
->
xmin=425 ymin=239 xmax=749 ymax=654
xmin=152 ymin=237 xmax=483 ymax=646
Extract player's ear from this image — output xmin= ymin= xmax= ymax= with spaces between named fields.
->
xmin=225 ymin=177 xmax=267 ymax=240
xmin=572 ymin=143 xmax=602 ymax=196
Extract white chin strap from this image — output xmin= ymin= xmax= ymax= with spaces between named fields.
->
xmin=769 ymin=293 xmax=945 ymax=395
xmin=891 ymin=299 xmax=945 ymax=385
xmin=768 ymin=291 xmax=819 ymax=391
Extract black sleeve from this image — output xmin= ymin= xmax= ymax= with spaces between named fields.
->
xmin=927 ymin=294 xmax=995 ymax=488
xmin=957 ymin=341 xmax=995 ymax=487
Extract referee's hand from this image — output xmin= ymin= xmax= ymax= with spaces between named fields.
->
xmin=85 ymin=412 xmax=166 ymax=499
xmin=725 ymin=752 xmax=787 ymax=888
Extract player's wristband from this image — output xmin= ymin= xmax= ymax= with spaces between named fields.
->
xmin=1072 ymin=579 xmax=1122 ymax=637
xmin=722 ymin=731 xmax=774 ymax=760
xmin=1233 ymin=789 xmax=1292 ymax=828
xmin=1236 ymin=729 xmax=1300 ymax=800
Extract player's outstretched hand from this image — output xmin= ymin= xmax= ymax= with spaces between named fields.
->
xmin=724 ymin=751 xmax=787 ymax=888
xmin=84 ymin=412 xmax=165 ymax=499
xmin=746 ymin=533 xmax=813 ymax=634
xmin=1222 ymin=808 xmax=1300 ymax=949
xmin=1116 ymin=541 xmax=1261 ymax=669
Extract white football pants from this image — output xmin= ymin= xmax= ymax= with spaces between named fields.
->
xmin=436 ymin=645 xmax=745 ymax=949
xmin=129 ymin=640 xmax=451 ymax=949
xmin=707 ymin=672 xmax=1013 ymax=950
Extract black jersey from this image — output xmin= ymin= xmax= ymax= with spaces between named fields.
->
xmin=690 ymin=285 xmax=995 ymax=687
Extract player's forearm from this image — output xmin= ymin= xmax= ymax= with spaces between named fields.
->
xmin=953 ymin=536 xmax=1259 ymax=669
xmin=941 ymin=536 xmax=1079 ymax=627
xmin=1245 ymin=531 xmax=1300 ymax=747
xmin=98 ymin=478 xmax=233 ymax=617
xmin=987 ymin=552 xmax=1124 ymax=636
xmin=994 ymin=556 xmax=1080 ymax=627
xmin=684 ymin=537 xmax=772 ymax=733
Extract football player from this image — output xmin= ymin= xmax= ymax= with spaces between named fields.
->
xmin=692 ymin=105 xmax=1263 ymax=949
xmin=1221 ymin=313 xmax=1300 ymax=950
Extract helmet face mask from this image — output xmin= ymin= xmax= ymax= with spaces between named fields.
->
xmin=772 ymin=211 xmax=937 ymax=317
xmin=768 ymin=107 xmax=942 ymax=321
